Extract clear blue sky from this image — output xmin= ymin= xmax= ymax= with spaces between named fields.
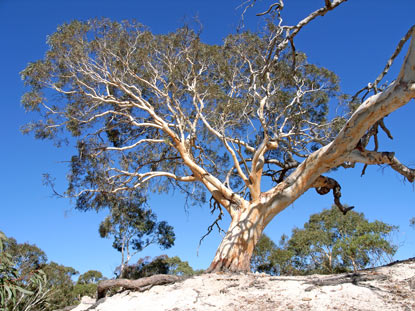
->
xmin=1 ymin=0 xmax=414 ymax=278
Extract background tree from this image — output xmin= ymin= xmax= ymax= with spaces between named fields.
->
xmin=21 ymin=1 xmax=415 ymax=272
xmin=251 ymin=234 xmax=294 ymax=275
xmin=252 ymin=206 xmax=397 ymax=275
xmin=97 ymin=194 xmax=175 ymax=276
xmin=288 ymin=206 xmax=398 ymax=273
xmin=73 ymin=270 xmax=105 ymax=300
xmin=76 ymin=270 xmax=104 ymax=285
xmin=120 ymin=255 xmax=200 ymax=279
xmin=0 ymin=231 xmax=51 ymax=311
xmin=0 ymin=232 xmax=107 ymax=310
xmin=165 ymin=256 xmax=204 ymax=276
xmin=3 ymin=237 xmax=47 ymax=277
xmin=41 ymin=262 xmax=78 ymax=309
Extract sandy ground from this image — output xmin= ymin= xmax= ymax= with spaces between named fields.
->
xmin=72 ymin=259 xmax=415 ymax=311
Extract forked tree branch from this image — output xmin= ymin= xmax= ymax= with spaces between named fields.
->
xmin=264 ymin=28 xmax=415 ymax=220
xmin=261 ymin=0 xmax=348 ymax=75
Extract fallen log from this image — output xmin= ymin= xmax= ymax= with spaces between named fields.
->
xmin=97 ymin=274 xmax=182 ymax=299
xmin=305 ymin=272 xmax=388 ymax=287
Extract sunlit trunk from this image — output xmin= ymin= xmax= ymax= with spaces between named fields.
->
xmin=207 ymin=204 xmax=266 ymax=273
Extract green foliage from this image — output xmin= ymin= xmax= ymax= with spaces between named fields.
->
xmin=77 ymin=270 xmax=104 ymax=285
xmin=251 ymin=207 xmax=398 ymax=275
xmin=98 ymin=194 xmax=175 ymax=276
xmin=121 ymin=255 xmax=201 ymax=279
xmin=3 ymin=237 xmax=47 ymax=277
xmin=0 ymin=233 xmax=107 ymax=310
xmin=251 ymin=234 xmax=294 ymax=275
xmin=41 ymin=262 xmax=78 ymax=309
xmin=0 ymin=231 xmax=51 ymax=311
xmin=72 ymin=270 xmax=105 ymax=300
xmin=164 ymin=256 xmax=204 ymax=276
xmin=20 ymin=18 xmax=344 ymax=211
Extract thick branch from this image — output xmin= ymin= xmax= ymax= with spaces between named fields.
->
xmin=347 ymin=149 xmax=415 ymax=182
xmin=322 ymin=29 xmax=415 ymax=164
xmin=248 ymin=136 xmax=269 ymax=200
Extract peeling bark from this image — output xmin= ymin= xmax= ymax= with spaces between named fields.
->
xmin=207 ymin=204 xmax=266 ymax=272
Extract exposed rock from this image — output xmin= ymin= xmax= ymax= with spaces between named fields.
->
xmin=74 ymin=258 xmax=415 ymax=311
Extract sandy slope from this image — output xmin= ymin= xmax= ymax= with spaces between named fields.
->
xmin=72 ymin=259 xmax=415 ymax=311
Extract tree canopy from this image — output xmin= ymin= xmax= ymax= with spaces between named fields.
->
xmin=120 ymin=255 xmax=202 ymax=279
xmin=251 ymin=206 xmax=398 ymax=275
xmin=21 ymin=0 xmax=415 ymax=272
xmin=98 ymin=194 xmax=175 ymax=276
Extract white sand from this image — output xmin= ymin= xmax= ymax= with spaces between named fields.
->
xmin=72 ymin=259 xmax=415 ymax=311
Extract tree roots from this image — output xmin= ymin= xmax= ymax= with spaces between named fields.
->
xmin=97 ymin=274 xmax=182 ymax=299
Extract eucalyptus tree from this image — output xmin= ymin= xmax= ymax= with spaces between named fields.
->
xmin=121 ymin=255 xmax=200 ymax=279
xmin=251 ymin=233 xmax=293 ymax=275
xmin=21 ymin=1 xmax=415 ymax=272
xmin=286 ymin=206 xmax=397 ymax=274
xmin=98 ymin=195 xmax=175 ymax=276
xmin=251 ymin=208 xmax=397 ymax=275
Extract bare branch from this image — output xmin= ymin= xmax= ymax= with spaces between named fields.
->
xmin=256 ymin=1 xmax=283 ymax=16
xmin=373 ymin=25 xmax=415 ymax=89
xmin=312 ymin=176 xmax=354 ymax=215
xmin=261 ymin=0 xmax=348 ymax=75
xmin=352 ymin=25 xmax=415 ymax=102
xmin=347 ymin=149 xmax=415 ymax=182
xmin=198 ymin=197 xmax=226 ymax=254
xmin=105 ymin=139 xmax=165 ymax=151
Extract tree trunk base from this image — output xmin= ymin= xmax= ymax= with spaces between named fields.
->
xmin=97 ymin=274 xmax=181 ymax=299
xmin=206 ymin=258 xmax=251 ymax=273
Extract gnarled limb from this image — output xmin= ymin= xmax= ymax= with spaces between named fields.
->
xmin=97 ymin=274 xmax=181 ymax=299
xmin=347 ymin=149 xmax=415 ymax=182
xmin=312 ymin=176 xmax=354 ymax=215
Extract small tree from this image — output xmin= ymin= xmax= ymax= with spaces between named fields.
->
xmin=21 ymin=1 xmax=415 ymax=272
xmin=251 ymin=234 xmax=294 ymax=275
xmin=164 ymin=256 xmax=203 ymax=276
xmin=77 ymin=270 xmax=104 ymax=285
xmin=121 ymin=255 xmax=199 ymax=279
xmin=289 ymin=206 xmax=397 ymax=273
xmin=73 ymin=270 xmax=105 ymax=299
xmin=98 ymin=195 xmax=175 ymax=276
xmin=252 ymin=207 xmax=398 ymax=275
